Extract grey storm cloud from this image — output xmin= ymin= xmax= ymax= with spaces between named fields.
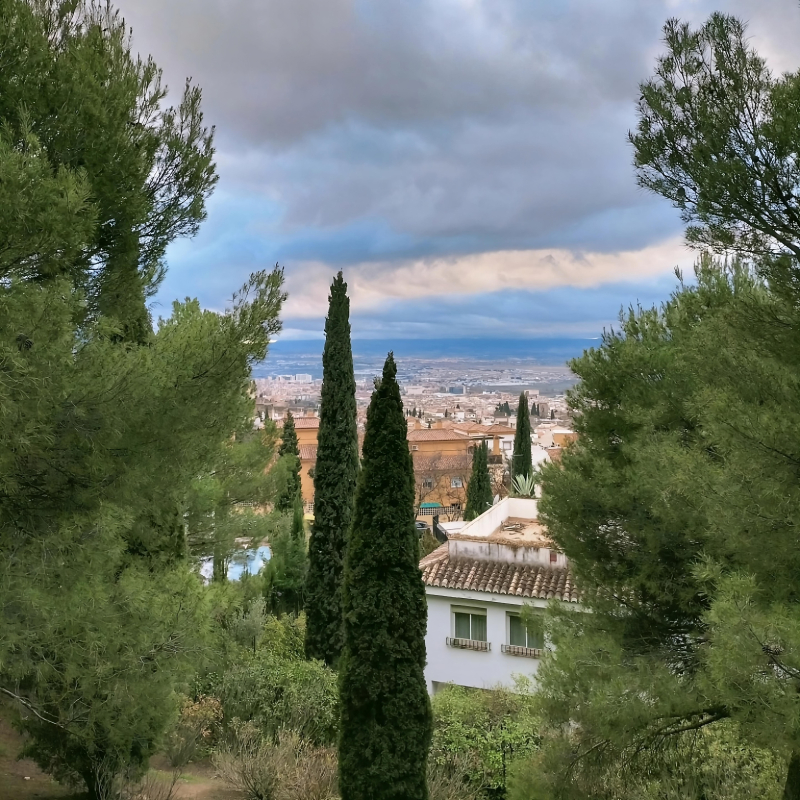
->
xmin=127 ymin=0 xmax=800 ymax=331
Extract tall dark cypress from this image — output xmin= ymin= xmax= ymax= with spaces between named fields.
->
xmin=464 ymin=441 xmax=492 ymax=521
xmin=276 ymin=411 xmax=301 ymax=512
xmin=305 ymin=272 xmax=359 ymax=664
xmin=512 ymin=391 xmax=533 ymax=481
xmin=339 ymin=354 xmax=432 ymax=800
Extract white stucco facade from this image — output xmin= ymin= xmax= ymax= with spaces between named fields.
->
xmin=424 ymin=587 xmax=546 ymax=693
xmin=421 ymin=496 xmax=579 ymax=694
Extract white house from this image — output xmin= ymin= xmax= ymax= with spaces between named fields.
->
xmin=420 ymin=497 xmax=579 ymax=694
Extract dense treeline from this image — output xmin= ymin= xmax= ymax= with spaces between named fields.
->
xmin=511 ymin=13 xmax=800 ymax=800
xmin=0 ymin=1 xmax=286 ymax=796
xmin=8 ymin=2 xmax=800 ymax=800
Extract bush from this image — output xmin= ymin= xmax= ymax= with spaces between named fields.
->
xmin=165 ymin=694 xmax=223 ymax=767
xmin=508 ymin=721 xmax=785 ymax=800
xmin=431 ymin=681 xmax=539 ymax=799
xmin=214 ymin=724 xmax=338 ymax=800
xmin=217 ymin=652 xmax=339 ymax=746
xmin=419 ymin=529 xmax=441 ymax=558
xmin=427 ymin=754 xmax=484 ymax=800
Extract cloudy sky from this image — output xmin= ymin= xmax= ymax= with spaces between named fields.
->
xmin=125 ymin=0 xmax=800 ymax=342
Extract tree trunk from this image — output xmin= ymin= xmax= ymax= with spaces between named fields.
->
xmin=784 ymin=752 xmax=800 ymax=800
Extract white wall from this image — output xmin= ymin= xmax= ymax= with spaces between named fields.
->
xmin=424 ymin=590 xmax=545 ymax=693
xmin=458 ymin=497 xmax=539 ymax=540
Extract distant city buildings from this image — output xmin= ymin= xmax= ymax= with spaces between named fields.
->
xmin=258 ymin=358 xmax=576 ymax=516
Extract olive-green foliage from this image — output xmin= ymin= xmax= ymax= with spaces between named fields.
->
xmin=0 ymin=3 xmax=286 ymax=795
xmin=464 ymin=442 xmax=492 ymax=521
xmin=511 ymin=394 xmax=532 ymax=481
xmin=419 ymin=529 xmax=442 ymax=559
xmin=16 ymin=566 xmax=209 ymax=797
xmin=630 ymin=13 xmax=800 ymax=271
xmin=339 ymin=354 xmax=432 ymax=800
xmin=510 ymin=720 xmax=784 ymax=800
xmin=202 ymin=608 xmax=339 ymax=748
xmin=0 ymin=0 xmax=216 ymax=341
xmin=529 ymin=256 xmax=800 ymax=796
xmin=431 ymin=683 xmax=539 ymax=799
xmin=218 ymin=651 xmax=339 ymax=748
xmin=306 ymin=272 xmax=359 ymax=666
xmin=580 ymin=12 xmax=800 ymax=794
xmin=1 ymin=271 xmax=284 ymax=797
xmin=186 ymin=428 xmax=279 ymax=583
xmin=276 ymin=412 xmax=301 ymax=512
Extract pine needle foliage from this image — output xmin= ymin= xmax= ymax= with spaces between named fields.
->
xmin=305 ymin=272 xmax=359 ymax=665
xmin=339 ymin=354 xmax=432 ymax=800
xmin=512 ymin=392 xmax=532 ymax=481
xmin=464 ymin=441 xmax=492 ymax=521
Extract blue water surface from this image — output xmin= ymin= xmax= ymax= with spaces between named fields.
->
xmin=199 ymin=545 xmax=271 ymax=583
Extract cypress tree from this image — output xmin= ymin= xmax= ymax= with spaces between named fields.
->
xmin=291 ymin=492 xmax=305 ymax=540
xmin=305 ymin=272 xmax=359 ymax=665
xmin=512 ymin=392 xmax=533 ymax=481
xmin=339 ymin=354 xmax=432 ymax=800
xmin=276 ymin=411 xmax=301 ymax=511
xmin=279 ymin=410 xmax=299 ymax=457
xmin=464 ymin=441 xmax=492 ymax=521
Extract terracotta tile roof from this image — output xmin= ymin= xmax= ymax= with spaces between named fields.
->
xmin=452 ymin=423 xmax=491 ymax=434
xmin=413 ymin=453 xmax=472 ymax=473
xmin=299 ymin=445 xmax=317 ymax=460
xmin=407 ymin=428 xmax=465 ymax=442
xmin=293 ymin=417 xmax=320 ymax=429
xmin=486 ymin=424 xmax=515 ymax=435
xmin=277 ymin=416 xmax=320 ymax=429
xmin=420 ymin=547 xmax=580 ymax=603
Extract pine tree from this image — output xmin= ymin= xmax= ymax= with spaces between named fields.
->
xmin=464 ymin=441 xmax=492 ymax=521
xmin=305 ymin=273 xmax=359 ymax=664
xmin=339 ymin=354 xmax=432 ymax=800
xmin=512 ymin=392 xmax=532 ymax=481
xmin=276 ymin=411 xmax=301 ymax=511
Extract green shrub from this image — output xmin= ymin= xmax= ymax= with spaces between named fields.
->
xmin=431 ymin=682 xmax=539 ymax=799
xmin=214 ymin=650 xmax=338 ymax=746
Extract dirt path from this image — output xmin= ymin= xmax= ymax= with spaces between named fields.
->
xmin=0 ymin=714 xmax=242 ymax=800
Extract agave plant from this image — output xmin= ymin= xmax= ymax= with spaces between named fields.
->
xmin=511 ymin=473 xmax=537 ymax=498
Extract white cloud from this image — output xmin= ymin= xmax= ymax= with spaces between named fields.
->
xmin=281 ymin=236 xmax=691 ymax=318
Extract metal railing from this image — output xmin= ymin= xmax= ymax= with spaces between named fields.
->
xmin=417 ymin=505 xmax=462 ymax=518
xmin=501 ymin=644 xmax=542 ymax=658
xmin=446 ymin=637 xmax=490 ymax=652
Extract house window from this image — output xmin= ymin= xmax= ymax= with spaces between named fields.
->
xmin=452 ymin=606 xmax=487 ymax=642
xmin=411 ymin=445 xmax=419 ymax=451
xmin=450 ymin=477 xmax=463 ymax=489
xmin=422 ymin=477 xmax=433 ymax=490
xmin=508 ymin=613 xmax=544 ymax=650
xmin=550 ymin=551 xmax=558 ymax=564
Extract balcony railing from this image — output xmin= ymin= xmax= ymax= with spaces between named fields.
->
xmin=501 ymin=644 xmax=542 ymax=658
xmin=417 ymin=505 xmax=462 ymax=518
xmin=446 ymin=637 xmax=490 ymax=652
